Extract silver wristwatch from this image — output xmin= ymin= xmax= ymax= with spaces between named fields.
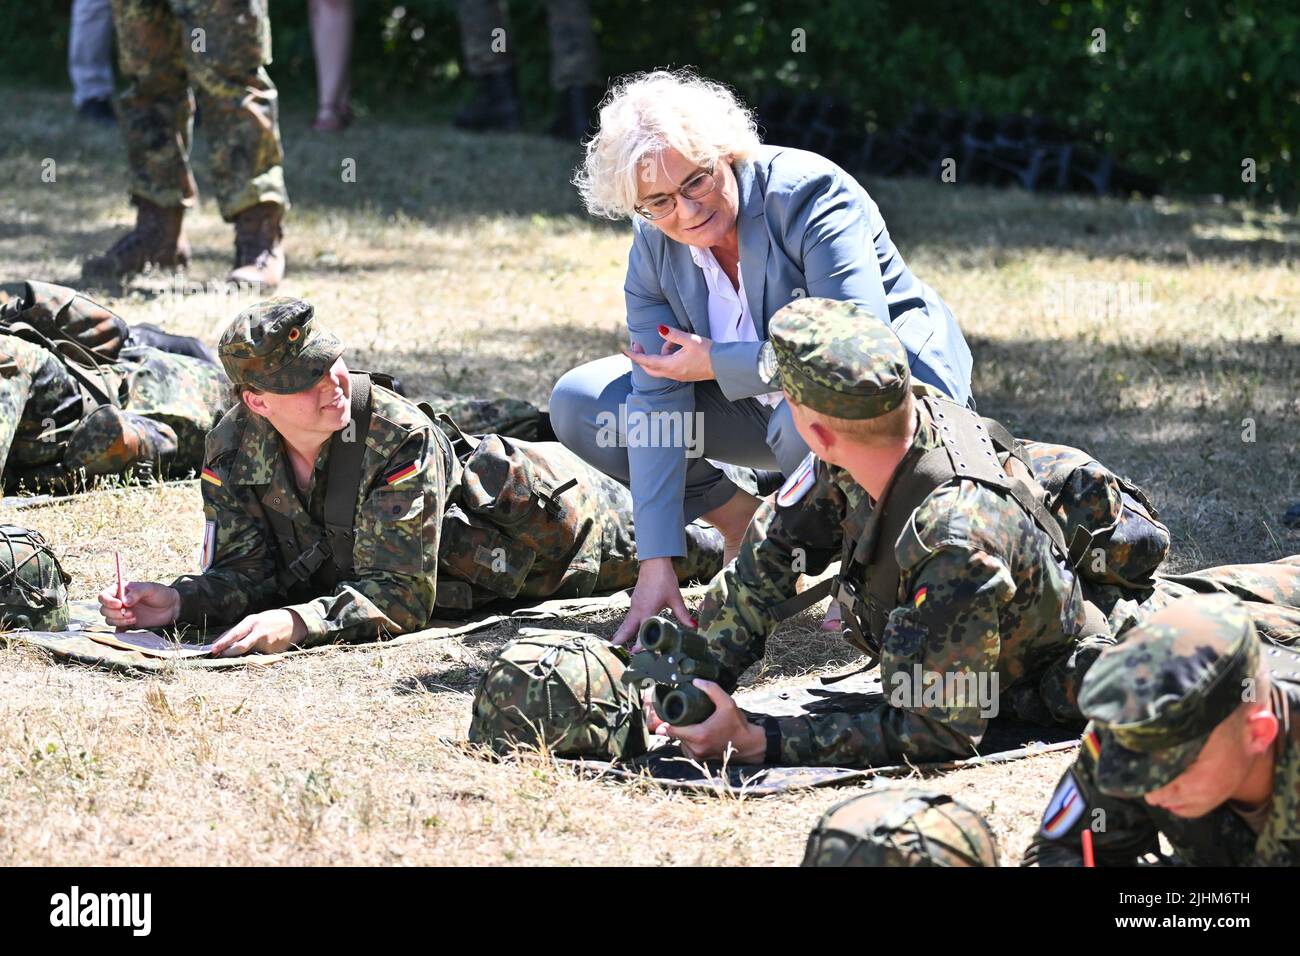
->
xmin=758 ymin=340 xmax=778 ymax=386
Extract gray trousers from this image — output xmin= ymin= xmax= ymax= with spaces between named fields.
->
xmin=69 ymin=0 xmax=116 ymax=106
xmin=549 ymin=355 xmax=810 ymax=558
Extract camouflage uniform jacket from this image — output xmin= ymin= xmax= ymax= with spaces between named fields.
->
xmin=171 ymin=384 xmax=450 ymax=647
xmin=696 ymin=407 xmax=1094 ymax=767
xmin=1025 ymin=675 xmax=1300 ymax=866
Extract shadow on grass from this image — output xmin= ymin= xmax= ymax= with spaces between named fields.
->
xmin=383 ymin=326 xmax=1298 ymax=567
xmin=2 ymin=86 xmax=1295 ymax=273
xmin=394 ymin=671 xmax=480 ymax=697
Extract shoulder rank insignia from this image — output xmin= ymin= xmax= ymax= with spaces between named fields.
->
xmin=776 ymin=452 xmax=817 ymax=508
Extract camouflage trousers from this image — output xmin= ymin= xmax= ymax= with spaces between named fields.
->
xmin=1123 ymin=556 xmax=1300 ymax=648
xmin=110 ymin=0 xmax=288 ymax=220
xmin=0 ymin=334 xmax=231 ymax=490
xmin=1021 ymin=556 xmax=1300 ymax=725
xmin=456 ymin=0 xmax=599 ymax=88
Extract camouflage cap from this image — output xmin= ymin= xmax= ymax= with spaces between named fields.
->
xmin=218 ymin=297 xmax=343 ymax=394
xmin=468 ymin=631 xmax=648 ymax=761
xmin=802 ymin=787 xmax=998 ymax=867
xmin=1080 ymin=594 xmax=1263 ymax=798
xmin=768 ymin=297 xmax=910 ymax=420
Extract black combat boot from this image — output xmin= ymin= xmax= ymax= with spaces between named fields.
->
xmin=454 ymin=69 xmax=524 ymax=132
xmin=82 ymin=197 xmax=190 ymax=286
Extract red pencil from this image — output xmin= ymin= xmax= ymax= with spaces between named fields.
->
xmin=1082 ymin=827 xmax=1095 ymax=867
xmin=114 ymin=551 xmax=125 ymax=631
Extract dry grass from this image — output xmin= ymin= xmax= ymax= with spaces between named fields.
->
xmin=1 ymin=86 xmax=1297 ymax=866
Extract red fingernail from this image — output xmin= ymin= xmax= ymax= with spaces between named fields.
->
xmin=658 ymin=325 xmax=670 ymax=336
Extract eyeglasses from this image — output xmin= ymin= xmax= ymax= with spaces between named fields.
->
xmin=634 ymin=164 xmax=718 ymax=221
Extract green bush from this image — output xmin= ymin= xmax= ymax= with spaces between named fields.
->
xmin=6 ymin=0 xmax=1295 ymax=203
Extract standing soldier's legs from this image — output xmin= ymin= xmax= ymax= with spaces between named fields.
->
xmin=114 ymin=0 xmax=197 ymax=210
xmin=454 ymin=0 xmax=523 ymax=131
xmin=179 ymin=0 xmax=289 ymax=288
xmin=458 ymin=0 xmax=513 ymax=77
xmin=83 ymin=0 xmax=194 ymax=284
xmin=69 ymin=0 xmax=117 ymax=112
xmin=544 ymin=0 xmax=598 ymax=89
xmin=544 ymin=0 xmax=599 ymax=140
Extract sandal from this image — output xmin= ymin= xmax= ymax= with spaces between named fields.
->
xmin=311 ymin=104 xmax=352 ymax=132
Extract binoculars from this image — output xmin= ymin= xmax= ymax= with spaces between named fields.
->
xmin=621 ymin=615 xmax=721 ymax=726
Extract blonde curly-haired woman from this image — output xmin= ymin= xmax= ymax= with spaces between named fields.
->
xmin=551 ymin=70 xmax=973 ymax=644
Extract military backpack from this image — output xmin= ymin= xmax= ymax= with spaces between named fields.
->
xmin=776 ymin=391 xmax=1169 ymax=662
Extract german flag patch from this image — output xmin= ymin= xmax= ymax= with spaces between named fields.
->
xmin=384 ymin=459 xmax=421 ymax=486
xmin=1083 ymin=728 xmax=1101 ymax=762
xmin=201 ymin=467 xmax=223 ymax=488
xmin=913 ymin=586 xmax=928 ymax=608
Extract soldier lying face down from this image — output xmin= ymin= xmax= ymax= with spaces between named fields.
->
xmin=0 ymin=280 xmax=230 ymax=491
xmin=1024 ymin=594 xmax=1300 ymax=867
xmin=99 ymin=297 xmax=724 ymax=656
xmin=645 ymin=298 xmax=1300 ymax=769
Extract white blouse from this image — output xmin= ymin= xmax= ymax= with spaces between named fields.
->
xmin=688 ymin=244 xmax=782 ymax=408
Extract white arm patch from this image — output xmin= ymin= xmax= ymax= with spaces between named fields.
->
xmin=776 ymin=452 xmax=817 ymax=508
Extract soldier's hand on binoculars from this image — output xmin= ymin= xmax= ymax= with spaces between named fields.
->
xmin=655 ymin=680 xmax=766 ymax=763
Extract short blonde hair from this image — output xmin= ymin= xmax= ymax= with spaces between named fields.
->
xmin=574 ymin=69 xmax=762 ymax=220
xmin=793 ymin=393 xmax=917 ymax=448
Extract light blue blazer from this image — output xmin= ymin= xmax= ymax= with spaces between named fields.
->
xmin=623 ymin=144 xmax=974 ymax=556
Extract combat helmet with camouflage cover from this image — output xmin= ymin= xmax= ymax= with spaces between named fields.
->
xmin=802 ymin=787 xmax=999 ymax=867
xmin=0 ymin=526 xmax=71 ymax=632
xmin=468 ymin=630 xmax=648 ymax=760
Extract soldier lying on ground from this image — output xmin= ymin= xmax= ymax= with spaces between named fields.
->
xmin=1024 ymin=594 xmax=1300 ymax=866
xmin=99 ymin=298 xmax=723 ymax=656
xmin=642 ymin=298 xmax=1300 ymax=768
xmin=0 ymin=279 xmax=230 ymax=490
